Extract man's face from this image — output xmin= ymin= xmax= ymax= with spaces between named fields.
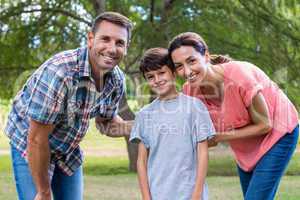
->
xmin=87 ymin=20 xmax=128 ymax=73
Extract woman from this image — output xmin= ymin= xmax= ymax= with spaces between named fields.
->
xmin=168 ymin=32 xmax=299 ymax=200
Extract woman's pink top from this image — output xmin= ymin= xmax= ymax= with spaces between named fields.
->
xmin=183 ymin=61 xmax=298 ymax=171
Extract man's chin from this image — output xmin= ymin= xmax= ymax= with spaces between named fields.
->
xmin=96 ymin=62 xmax=116 ymax=72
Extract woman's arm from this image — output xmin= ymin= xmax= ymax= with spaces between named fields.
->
xmin=191 ymin=140 xmax=209 ymax=200
xmin=215 ymin=92 xmax=272 ymax=142
xmin=137 ymin=142 xmax=151 ymax=200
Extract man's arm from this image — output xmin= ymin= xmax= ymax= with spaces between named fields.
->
xmin=191 ymin=140 xmax=208 ymax=200
xmin=27 ymin=119 xmax=54 ymax=200
xmin=95 ymin=115 xmax=134 ymax=137
xmin=137 ymin=142 xmax=151 ymax=200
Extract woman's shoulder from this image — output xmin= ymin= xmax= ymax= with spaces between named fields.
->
xmin=221 ymin=61 xmax=263 ymax=81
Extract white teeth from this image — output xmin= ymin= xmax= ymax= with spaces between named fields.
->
xmin=187 ymin=74 xmax=197 ymax=81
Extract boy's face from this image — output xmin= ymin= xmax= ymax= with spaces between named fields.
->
xmin=144 ymin=65 xmax=177 ymax=98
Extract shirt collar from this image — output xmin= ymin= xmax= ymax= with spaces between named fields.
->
xmin=78 ymin=47 xmax=123 ymax=87
xmin=78 ymin=47 xmax=92 ymax=78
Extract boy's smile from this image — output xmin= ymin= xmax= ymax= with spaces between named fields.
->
xmin=144 ymin=65 xmax=178 ymax=100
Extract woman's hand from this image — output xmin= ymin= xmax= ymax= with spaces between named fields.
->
xmin=208 ymin=137 xmax=218 ymax=147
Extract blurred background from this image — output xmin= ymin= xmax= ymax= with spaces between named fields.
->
xmin=0 ymin=0 xmax=299 ymax=199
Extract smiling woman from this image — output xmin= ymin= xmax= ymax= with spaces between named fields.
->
xmin=168 ymin=32 xmax=299 ymax=200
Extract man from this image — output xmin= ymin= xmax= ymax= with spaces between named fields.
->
xmin=5 ymin=12 xmax=132 ymax=200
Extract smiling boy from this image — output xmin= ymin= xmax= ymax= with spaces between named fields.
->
xmin=130 ymin=48 xmax=215 ymax=200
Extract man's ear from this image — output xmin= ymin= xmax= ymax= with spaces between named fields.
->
xmin=124 ymin=40 xmax=131 ymax=56
xmin=87 ymin=31 xmax=94 ymax=49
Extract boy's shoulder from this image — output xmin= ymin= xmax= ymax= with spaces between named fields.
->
xmin=179 ymin=93 xmax=206 ymax=109
xmin=136 ymin=99 xmax=159 ymax=117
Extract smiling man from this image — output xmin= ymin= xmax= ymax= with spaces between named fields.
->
xmin=4 ymin=12 xmax=132 ymax=200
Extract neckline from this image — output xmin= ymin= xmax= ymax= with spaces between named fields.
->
xmin=156 ymin=92 xmax=182 ymax=103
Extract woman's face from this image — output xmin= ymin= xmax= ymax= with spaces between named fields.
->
xmin=171 ymin=45 xmax=209 ymax=87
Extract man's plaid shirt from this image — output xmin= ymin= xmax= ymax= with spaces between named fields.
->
xmin=5 ymin=47 xmax=125 ymax=175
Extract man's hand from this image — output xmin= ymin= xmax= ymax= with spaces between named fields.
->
xmin=95 ymin=115 xmax=133 ymax=137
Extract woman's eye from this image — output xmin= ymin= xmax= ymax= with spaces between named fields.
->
xmin=189 ymin=59 xmax=196 ymax=64
xmin=176 ymin=66 xmax=183 ymax=71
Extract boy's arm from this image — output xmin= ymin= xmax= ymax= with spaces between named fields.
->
xmin=191 ymin=140 xmax=209 ymax=200
xmin=137 ymin=142 xmax=151 ymax=200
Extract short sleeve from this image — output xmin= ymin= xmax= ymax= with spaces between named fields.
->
xmin=129 ymin=112 xmax=150 ymax=148
xmin=233 ymin=62 xmax=263 ymax=107
xmin=192 ymin=99 xmax=216 ymax=143
xmin=26 ymin=66 xmax=66 ymax=124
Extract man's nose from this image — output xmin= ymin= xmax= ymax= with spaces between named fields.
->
xmin=107 ymin=42 xmax=117 ymax=55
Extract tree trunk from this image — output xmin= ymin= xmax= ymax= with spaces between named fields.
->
xmin=90 ymin=0 xmax=138 ymax=172
xmin=118 ymin=93 xmax=138 ymax=172
xmin=90 ymin=0 xmax=106 ymax=15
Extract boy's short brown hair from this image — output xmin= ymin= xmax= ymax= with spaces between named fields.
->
xmin=139 ymin=48 xmax=173 ymax=78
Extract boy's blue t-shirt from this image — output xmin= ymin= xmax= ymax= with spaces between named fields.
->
xmin=130 ymin=93 xmax=215 ymax=200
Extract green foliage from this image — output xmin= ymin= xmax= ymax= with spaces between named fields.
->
xmin=0 ymin=0 xmax=299 ymax=109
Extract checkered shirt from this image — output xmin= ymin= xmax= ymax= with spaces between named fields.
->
xmin=4 ymin=47 xmax=125 ymax=175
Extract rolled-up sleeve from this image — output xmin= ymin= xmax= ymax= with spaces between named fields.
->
xmin=129 ymin=112 xmax=150 ymax=148
xmin=192 ymin=100 xmax=216 ymax=143
xmin=26 ymin=66 xmax=66 ymax=124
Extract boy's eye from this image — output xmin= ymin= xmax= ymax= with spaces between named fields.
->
xmin=146 ymin=76 xmax=154 ymax=80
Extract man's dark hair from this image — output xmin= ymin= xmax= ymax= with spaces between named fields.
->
xmin=139 ymin=47 xmax=173 ymax=78
xmin=91 ymin=12 xmax=133 ymax=43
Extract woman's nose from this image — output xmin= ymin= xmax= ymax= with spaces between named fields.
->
xmin=184 ymin=66 xmax=192 ymax=77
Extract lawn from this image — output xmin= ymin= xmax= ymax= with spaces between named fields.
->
xmin=1 ymin=101 xmax=300 ymax=199
xmin=1 ymin=154 xmax=300 ymax=200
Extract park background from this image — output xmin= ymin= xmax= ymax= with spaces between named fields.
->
xmin=0 ymin=0 xmax=299 ymax=199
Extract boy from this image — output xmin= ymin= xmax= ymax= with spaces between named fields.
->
xmin=130 ymin=48 xmax=215 ymax=200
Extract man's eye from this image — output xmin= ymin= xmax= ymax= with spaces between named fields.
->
xmin=117 ymin=41 xmax=125 ymax=47
xmin=100 ymin=37 xmax=110 ymax=42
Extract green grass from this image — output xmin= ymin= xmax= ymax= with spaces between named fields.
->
xmin=1 ymin=100 xmax=300 ymax=199
xmin=1 ymin=170 xmax=300 ymax=200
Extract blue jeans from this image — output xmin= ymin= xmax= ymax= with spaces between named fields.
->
xmin=11 ymin=145 xmax=83 ymax=200
xmin=237 ymin=125 xmax=299 ymax=200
